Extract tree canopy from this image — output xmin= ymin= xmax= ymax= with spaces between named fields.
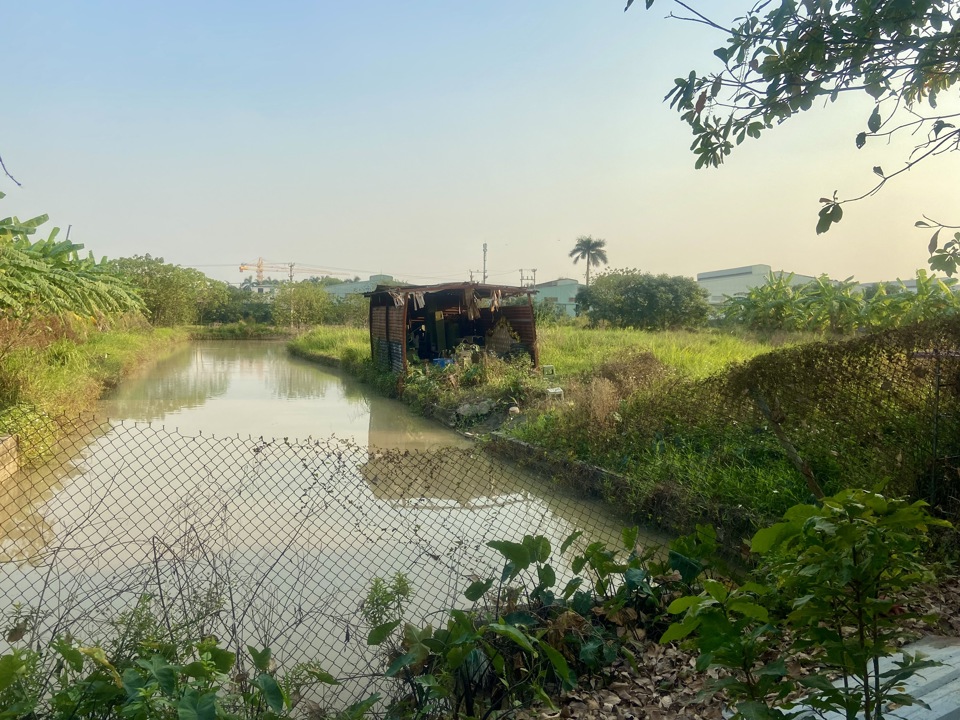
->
xmin=569 ymin=236 xmax=609 ymax=287
xmin=576 ymin=268 xmax=710 ymax=329
xmin=110 ymin=255 xmax=228 ymax=326
xmin=631 ymin=0 xmax=960 ymax=269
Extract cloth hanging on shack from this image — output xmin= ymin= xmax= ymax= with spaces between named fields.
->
xmin=490 ymin=289 xmax=502 ymax=312
xmin=464 ymin=290 xmax=481 ymax=320
xmin=410 ymin=291 xmax=426 ymax=311
xmin=386 ymin=289 xmax=406 ymax=307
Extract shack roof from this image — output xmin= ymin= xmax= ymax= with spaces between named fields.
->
xmin=364 ymin=282 xmax=536 ymax=299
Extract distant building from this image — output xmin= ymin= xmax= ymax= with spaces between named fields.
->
xmin=532 ymin=278 xmax=583 ymax=317
xmin=696 ymin=264 xmax=816 ymax=305
xmin=326 ymin=274 xmax=396 ymax=299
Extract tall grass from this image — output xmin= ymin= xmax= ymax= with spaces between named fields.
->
xmin=537 ymin=326 xmax=787 ymax=379
xmin=288 ymin=326 xmax=369 ymax=365
xmin=0 ymin=327 xmax=188 ymax=464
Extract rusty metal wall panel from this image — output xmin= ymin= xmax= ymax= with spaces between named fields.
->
xmin=372 ymin=337 xmax=404 ymax=373
xmin=497 ymin=305 xmax=539 ymax=367
xmin=388 ymin=307 xmax=406 ymax=338
xmin=371 ymin=306 xmax=388 ymax=340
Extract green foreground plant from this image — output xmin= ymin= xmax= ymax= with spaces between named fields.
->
xmin=366 ymin=526 xmax=717 ymax=719
xmin=2 ymin=488 xmax=946 ymax=719
xmin=661 ymin=488 xmax=948 ymax=720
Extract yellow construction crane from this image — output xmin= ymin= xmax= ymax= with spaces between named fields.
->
xmin=238 ymin=258 xmax=347 ymax=284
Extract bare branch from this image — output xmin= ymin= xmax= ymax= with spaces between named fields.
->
xmin=0 ymin=153 xmax=21 ymax=187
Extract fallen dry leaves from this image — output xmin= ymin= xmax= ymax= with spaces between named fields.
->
xmin=514 ymin=574 xmax=960 ymax=720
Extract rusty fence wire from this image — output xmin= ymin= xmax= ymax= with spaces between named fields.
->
xmin=0 ymin=417 xmax=641 ymax=711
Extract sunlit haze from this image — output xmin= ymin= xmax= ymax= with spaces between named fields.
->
xmin=4 ymin=1 xmax=954 ymax=287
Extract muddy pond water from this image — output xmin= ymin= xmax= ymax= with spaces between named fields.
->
xmin=2 ymin=341 xmax=653 ymax=706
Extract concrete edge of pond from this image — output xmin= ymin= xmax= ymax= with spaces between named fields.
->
xmin=483 ymin=431 xmax=634 ymax=503
xmin=0 ymin=435 xmax=18 ymax=484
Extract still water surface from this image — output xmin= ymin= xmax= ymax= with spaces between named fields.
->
xmin=98 ymin=341 xmax=472 ymax=450
xmin=3 ymin=342 xmax=645 ymax=703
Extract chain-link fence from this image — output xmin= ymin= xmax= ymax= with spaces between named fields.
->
xmin=0 ymin=416 xmax=645 ymax=711
xmin=5 ymin=320 xmax=960 ymax=712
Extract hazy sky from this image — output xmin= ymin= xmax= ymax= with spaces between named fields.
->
xmin=3 ymin=1 xmax=954 ymax=286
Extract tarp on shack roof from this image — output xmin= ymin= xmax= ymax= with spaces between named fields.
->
xmin=364 ymin=282 xmax=536 ymax=301
xmin=365 ymin=282 xmax=539 ymax=372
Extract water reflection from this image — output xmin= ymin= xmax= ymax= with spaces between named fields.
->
xmin=1 ymin=341 xmax=646 ymax=706
xmin=97 ymin=342 xmax=465 ymax=448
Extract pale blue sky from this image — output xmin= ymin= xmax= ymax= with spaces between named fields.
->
xmin=3 ymin=1 xmax=952 ymax=286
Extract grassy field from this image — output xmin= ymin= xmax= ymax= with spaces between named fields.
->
xmin=537 ymin=326 xmax=789 ymax=379
xmin=290 ymin=324 xmax=784 ymax=378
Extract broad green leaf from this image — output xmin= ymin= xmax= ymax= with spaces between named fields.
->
xmin=367 ymin=620 xmax=401 ymax=646
xmin=137 ymin=655 xmax=177 ymax=695
xmin=204 ymin=645 xmax=235 ymax=675
xmin=702 ymin=579 xmax=728 ymax=603
xmin=561 ymin=577 xmax=583 ymax=600
xmin=177 ymin=689 xmax=217 ymax=720
xmin=247 ymin=645 xmax=272 ymax=672
xmin=487 ymin=540 xmax=530 ymax=571
xmin=659 ymin=615 xmax=701 ymax=644
xmin=255 ymin=673 xmax=286 ymax=712
xmin=560 ymin=530 xmax=583 ymax=555
xmin=385 ymin=652 xmax=418 ymax=677
xmin=750 ymin=521 xmax=796 ymax=554
xmin=464 ymin=578 xmax=494 ymax=602
xmin=540 ymin=641 xmax=576 ymax=690
xmin=488 ymin=623 xmax=536 ymax=654
xmin=537 ymin=563 xmax=556 ymax=590
xmin=621 ymin=526 xmax=639 ymax=551
xmin=522 ymin=534 xmax=551 ymax=563
xmin=0 ymin=654 xmax=23 ymax=692
xmin=52 ymin=637 xmax=84 ymax=672
xmin=667 ymin=595 xmax=703 ymax=614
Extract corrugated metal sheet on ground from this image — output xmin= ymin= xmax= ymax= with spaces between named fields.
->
xmin=793 ymin=635 xmax=960 ymax=719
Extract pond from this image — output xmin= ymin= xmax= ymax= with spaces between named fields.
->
xmin=1 ymin=341 xmax=654 ymax=707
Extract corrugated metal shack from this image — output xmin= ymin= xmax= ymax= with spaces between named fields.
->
xmin=365 ymin=282 xmax=539 ymax=373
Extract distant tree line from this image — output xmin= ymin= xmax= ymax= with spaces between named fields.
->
xmin=108 ymin=255 xmax=370 ymax=328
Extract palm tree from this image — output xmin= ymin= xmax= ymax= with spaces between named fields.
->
xmin=568 ymin=236 xmax=609 ymax=287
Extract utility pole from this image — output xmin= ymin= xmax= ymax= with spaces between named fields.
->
xmin=482 ymin=243 xmax=488 ymax=284
xmin=519 ymin=268 xmax=538 ymax=288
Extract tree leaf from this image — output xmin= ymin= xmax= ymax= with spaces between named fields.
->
xmin=856 ymin=131 xmax=866 ymax=148
xmin=929 ymin=228 xmax=942 ymax=255
xmin=868 ymin=106 xmax=881 ymax=132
